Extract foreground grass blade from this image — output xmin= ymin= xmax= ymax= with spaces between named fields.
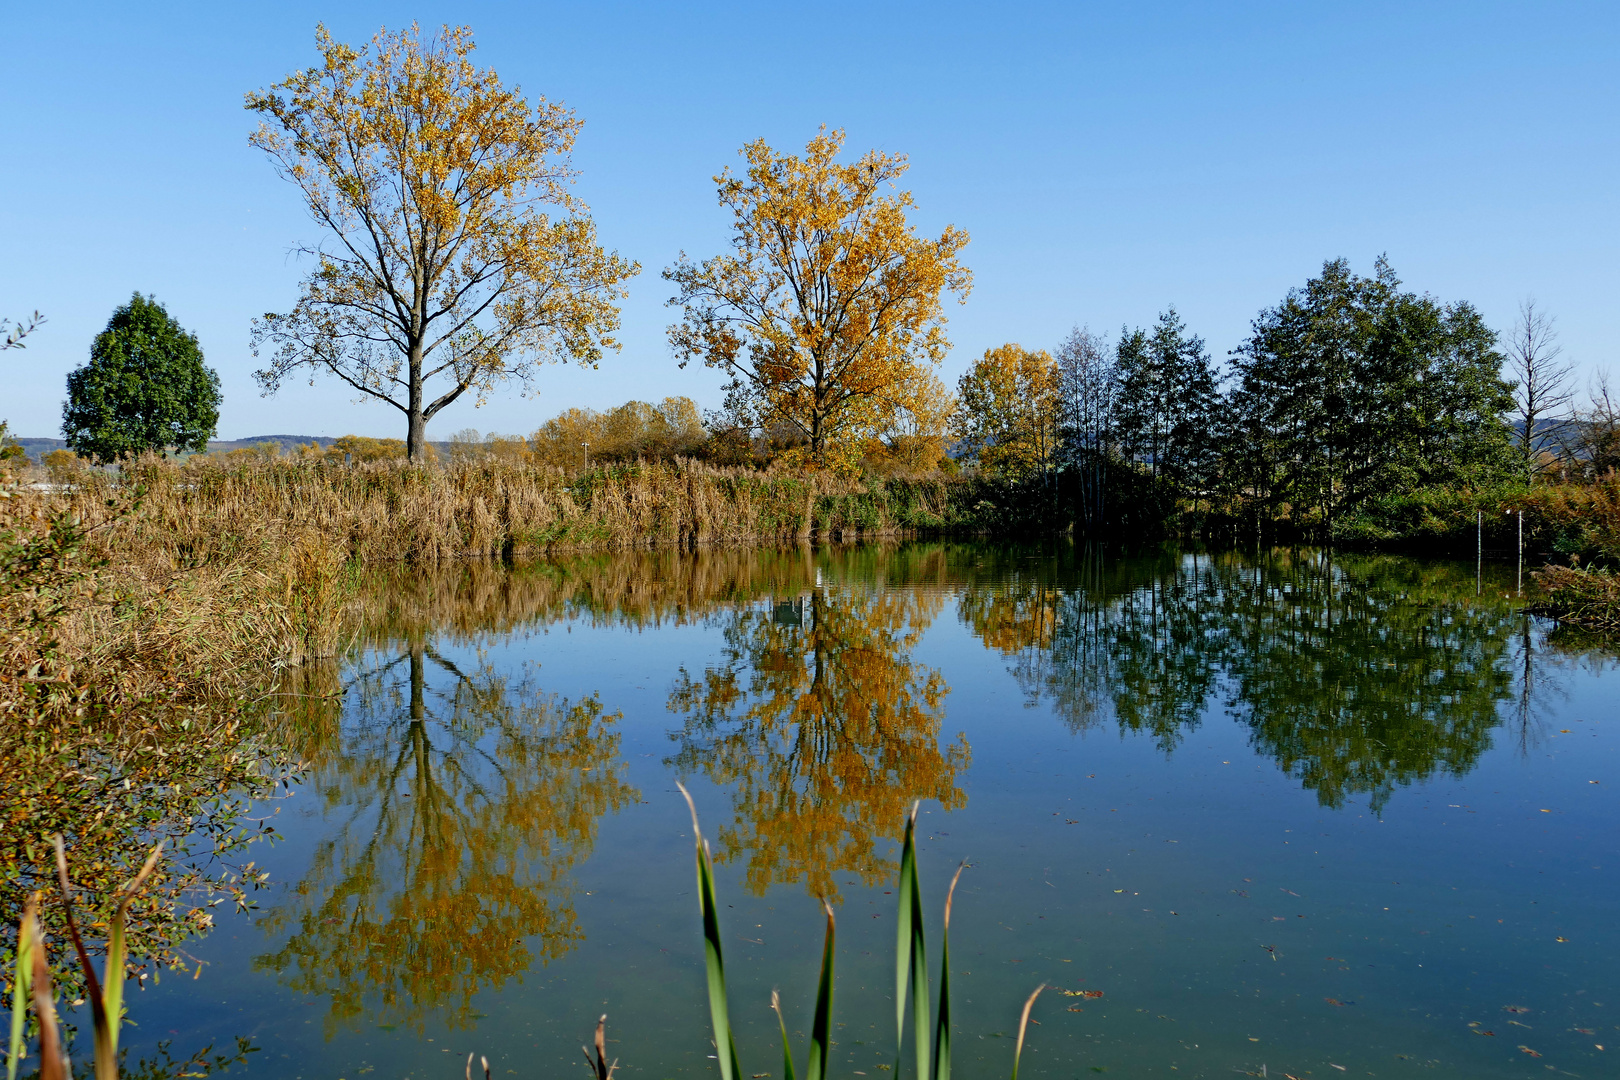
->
xmin=678 ymin=783 xmax=742 ymax=1080
xmin=55 ymin=833 xmax=116 ymax=1079
xmin=771 ymin=991 xmax=797 ymax=1080
xmin=103 ymin=842 xmax=165 ymax=1066
xmin=806 ymin=902 xmax=835 ymax=1080
xmin=931 ymin=863 xmax=966 ymax=1080
xmin=894 ymin=806 xmax=917 ymax=1061
xmin=1010 ymin=984 xmax=1046 ymax=1080
xmin=27 ymin=927 xmax=65 ymax=1080
xmin=907 ymin=815 xmax=930 ymax=1080
xmin=7 ymin=898 xmax=41 ymax=1080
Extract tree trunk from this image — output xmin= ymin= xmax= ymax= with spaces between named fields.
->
xmin=407 ymin=342 xmax=427 ymax=461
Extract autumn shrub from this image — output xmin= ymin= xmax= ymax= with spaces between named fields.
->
xmin=1530 ymin=564 xmax=1620 ymax=632
xmin=0 ymin=487 xmax=298 ymax=1004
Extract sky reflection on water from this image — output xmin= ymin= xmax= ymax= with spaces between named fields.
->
xmin=133 ymin=542 xmax=1617 ymax=1080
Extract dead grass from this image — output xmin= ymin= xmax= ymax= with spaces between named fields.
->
xmin=2 ymin=456 xmax=964 ymax=703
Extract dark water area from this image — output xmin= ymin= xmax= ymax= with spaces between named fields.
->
xmin=129 ymin=543 xmax=1617 ymax=1080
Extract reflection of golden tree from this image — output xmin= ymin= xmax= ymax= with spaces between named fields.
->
xmin=257 ymin=644 xmax=636 ymax=1035
xmin=668 ymin=588 xmax=965 ymax=900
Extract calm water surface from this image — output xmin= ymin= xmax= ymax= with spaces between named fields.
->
xmin=134 ymin=543 xmax=1618 ymax=1080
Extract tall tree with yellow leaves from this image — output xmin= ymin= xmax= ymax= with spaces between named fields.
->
xmin=247 ymin=24 xmax=638 ymax=460
xmin=664 ymin=128 xmax=971 ymax=469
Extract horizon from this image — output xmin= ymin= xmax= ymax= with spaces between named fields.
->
xmin=4 ymin=1 xmax=1616 ymax=441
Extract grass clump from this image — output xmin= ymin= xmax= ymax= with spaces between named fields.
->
xmin=678 ymin=785 xmax=1048 ymax=1080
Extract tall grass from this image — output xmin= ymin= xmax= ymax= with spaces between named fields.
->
xmin=37 ymin=455 xmax=962 ymax=566
xmin=678 ymin=787 xmax=1047 ymax=1080
xmin=6 ymin=838 xmax=163 ymax=1080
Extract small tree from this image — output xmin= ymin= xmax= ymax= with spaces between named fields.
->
xmin=953 ymin=344 xmax=1062 ymax=479
xmin=1055 ymin=326 xmax=1117 ymax=529
xmin=247 ymin=24 xmax=638 ymax=460
xmin=62 ymin=293 xmax=220 ymax=460
xmin=1114 ymin=308 xmax=1220 ymax=491
xmin=664 ymin=128 xmax=971 ymax=470
xmin=1505 ymin=299 xmax=1575 ymax=479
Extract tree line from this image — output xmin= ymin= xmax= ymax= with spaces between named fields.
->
xmin=950 ymin=257 xmax=1618 ymax=538
xmin=8 ymin=20 xmax=1613 ymax=537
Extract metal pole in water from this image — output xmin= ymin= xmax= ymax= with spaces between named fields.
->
xmin=1477 ymin=509 xmax=1482 ymax=595
xmin=1517 ymin=508 xmax=1523 ymax=596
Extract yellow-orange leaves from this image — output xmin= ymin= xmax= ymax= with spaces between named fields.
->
xmin=665 ymin=128 xmax=970 ymax=471
xmin=247 ymin=24 xmax=637 ymax=459
xmin=953 ymin=344 xmax=1063 ymax=478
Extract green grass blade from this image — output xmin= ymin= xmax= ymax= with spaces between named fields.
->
xmin=103 ymin=842 xmax=164 ymax=1069
xmin=894 ymin=804 xmax=918 ymax=1062
xmin=806 ymin=902 xmax=835 ymax=1080
xmin=679 ymin=783 xmax=742 ymax=1080
xmin=907 ymin=812 xmax=929 ymax=1080
xmin=771 ymin=991 xmax=796 ymax=1080
xmin=931 ymin=864 xmax=966 ymax=1080
xmin=7 ymin=899 xmax=39 ymax=1080
xmin=1010 ymin=985 xmax=1046 ymax=1080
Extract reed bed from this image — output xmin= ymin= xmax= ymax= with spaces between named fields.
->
xmin=53 ymin=455 xmax=959 ymax=566
xmin=2 ymin=456 xmax=970 ymax=701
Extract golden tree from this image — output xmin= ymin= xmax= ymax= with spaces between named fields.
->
xmin=953 ymin=343 xmax=1062 ymax=477
xmin=866 ymin=370 xmax=956 ymax=473
xmin=247 ymin=24 xmax=639 ymax=460
xmin=664 ymin=128 xmax=971 ymax=469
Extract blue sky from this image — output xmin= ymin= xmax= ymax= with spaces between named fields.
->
xmin=2 ymin=1 xmax=1615 ymax=441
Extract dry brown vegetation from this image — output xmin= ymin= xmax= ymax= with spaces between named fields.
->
xmin=2 ymin=454 xmax=964 ymax=704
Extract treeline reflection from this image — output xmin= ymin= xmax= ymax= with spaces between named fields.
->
xmin=263 ymin=541 xmax=1582 ymax=1030
xmin=961 ymin=547 xmax=1542 ymax=810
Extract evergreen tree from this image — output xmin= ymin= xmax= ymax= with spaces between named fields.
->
xmin=63 ymin=293 xmax=221 ymax=460
xmin=1230 ymin=258 xmax=1513 ymax=528
xmin=1114 ymin=308 xmax=1220 ymax=492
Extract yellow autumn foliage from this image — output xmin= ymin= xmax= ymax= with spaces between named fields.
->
xmin=666 ymin=128 xmax=970 ymax=471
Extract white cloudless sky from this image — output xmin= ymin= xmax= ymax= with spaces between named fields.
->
xmin=2 ymin=1 xmax=1615 ymax=440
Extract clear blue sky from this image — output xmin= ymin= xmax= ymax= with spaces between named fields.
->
xmin=2 ymin=1 xmax=1615 ymax=441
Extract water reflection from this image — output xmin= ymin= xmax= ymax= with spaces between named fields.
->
xmin=258 ymin=641 xmax=635 ymax=1034
xmin=255 ymin=540 xmax=1607 ymax=1033
xmin=666 ymin=584 xmax=967 ymax=901
xmin=965 ymin=548 xmax=1547 ymax=810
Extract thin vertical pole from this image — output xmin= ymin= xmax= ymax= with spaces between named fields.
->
xmin=1517 ymin=509 xmax=1523 ymax=596
xmin=1476 ymin=510 xmax=1482 ymax=596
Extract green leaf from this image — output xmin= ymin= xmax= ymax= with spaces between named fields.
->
xmin=806 ymin=903 xmax=835 ymax=1080
xmin=7 ymin=901 xmax=39 ymax=1080
xmin=680 ymin=783 xmax=742 ymax=1080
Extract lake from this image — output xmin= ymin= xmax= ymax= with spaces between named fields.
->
xmin=128 ymin=542 xmax=1617 ymax=1080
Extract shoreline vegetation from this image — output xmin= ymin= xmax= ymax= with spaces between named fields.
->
xmin=4 ymin=452 xmax=1620 ymax=697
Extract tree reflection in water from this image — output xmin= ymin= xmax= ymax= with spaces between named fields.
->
xmin=257 ymin=640 xmax=636 ymax=1035
xmin=667 ymin=586 xmax=967 ymax=901
xmin=965 ymin=548 xmax=1549 ymax=812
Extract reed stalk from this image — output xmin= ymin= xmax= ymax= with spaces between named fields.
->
xmin=6 ymin=839 xmax=163 ymax=1080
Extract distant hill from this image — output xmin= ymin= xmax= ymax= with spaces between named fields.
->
xmin=5 ymin=434 xmax=454 ymax=463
